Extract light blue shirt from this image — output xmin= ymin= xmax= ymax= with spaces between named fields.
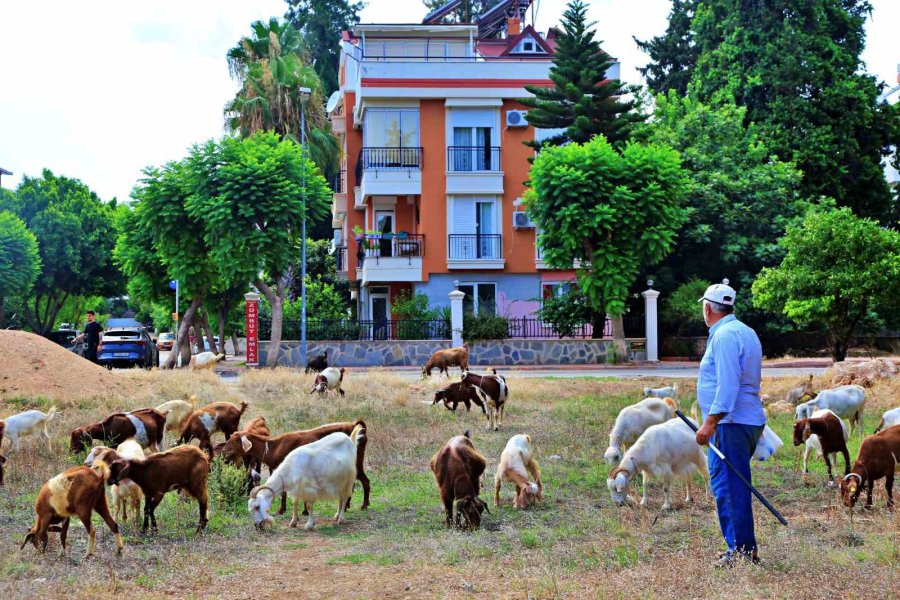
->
xmin=697 ymin=314 xmax=766 ymax=426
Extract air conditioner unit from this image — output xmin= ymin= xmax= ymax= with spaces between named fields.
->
xmin=512 ymin=211 xmax=535 ymax=229
xmin=506 ymin=110 xmax=528 ymax=128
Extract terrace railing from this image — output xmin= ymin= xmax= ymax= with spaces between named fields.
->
xmin=448 ymin=234 xmax=502 ymax=260
xmin=359 ymin=147 xmax=423 ymax=171
xmin=359 ymin=234 xmax=425 ymax=265
xmin=447 ymin=146 xmax=501 ymax=172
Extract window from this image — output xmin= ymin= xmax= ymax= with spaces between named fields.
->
xmin=365 ymin=109 xmax=419 ymax=148
xmin=449 ymin=196 xmax=500 ymax=259
xmin=542 ymin=281 xmax=573 ymax=301
xmin=458 ymin=283 xmax=496 ymax=315
xmin=513 ymin=36 xmax=545 ymax=54
xmin=451 ymin=126 xmax=494 ymax=171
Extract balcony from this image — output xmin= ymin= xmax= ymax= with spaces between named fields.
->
xmin=332 ymin=169 xmax=348 ymax=221
xmin=358 ymin=234 xmax=425 ymax=284
xmin=356 ymin=147 xmax=423 ymax=198
xmin=446 ymin=146 xmax=503 ymax=194
xmin=335 ymin=246 xmax=349 ymax=279
xmin=447 ymin=234 xmax=504 ymax=269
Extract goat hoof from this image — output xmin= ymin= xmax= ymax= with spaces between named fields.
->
xmin=303 ymin=523 xmax=315 ymax=531
xmin=661 ymin=503 xmax=672 ymax=511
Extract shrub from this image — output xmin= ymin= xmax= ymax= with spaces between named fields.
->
xmin=208 ymin=458 xmax=249 ymax=511
xmin=464 ymin=313 xmax=509 ymax=341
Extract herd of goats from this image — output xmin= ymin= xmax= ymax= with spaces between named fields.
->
xmin=0 ymin=345 xmax=898 ymax=561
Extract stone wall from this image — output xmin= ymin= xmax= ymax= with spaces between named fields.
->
xmin=258 ymin=338 xmax=626 ymax=367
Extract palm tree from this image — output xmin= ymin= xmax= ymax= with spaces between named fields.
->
xmin=225 ymin=18 xmax=339 ymax=174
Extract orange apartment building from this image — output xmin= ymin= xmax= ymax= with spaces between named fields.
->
xmin=328 ymin=17 xmax=621 ymax=326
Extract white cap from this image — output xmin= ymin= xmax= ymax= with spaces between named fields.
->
xmin=698 ymin=279 xmax=736 ymax=306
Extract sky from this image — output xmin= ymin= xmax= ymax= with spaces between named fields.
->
xmin=1 ymin=0 xmax=897 ymax=203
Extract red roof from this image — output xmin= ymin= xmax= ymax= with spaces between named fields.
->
xmin=477 ymin=25 xmax=555 ymax=59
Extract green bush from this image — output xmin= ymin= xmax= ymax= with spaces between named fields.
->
xmin=661 ymin=279 xmax=709 ymax=335
xmin=464 ymin=313 xmax=509 ymax=341
xmin=208 ymin=459 xmax=250 ymax=511
xmin=392 ymin=290 xmax=446 ymax=340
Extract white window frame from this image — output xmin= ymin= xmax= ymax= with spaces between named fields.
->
xmin=457 ymin=282 xmax=497 ymax=316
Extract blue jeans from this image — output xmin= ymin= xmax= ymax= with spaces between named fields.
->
xmin=709 ymin=423 xmax=764 ymax=554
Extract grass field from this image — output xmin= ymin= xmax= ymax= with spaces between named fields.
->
xmin=0 ymin=369 xmax=897 ymax=599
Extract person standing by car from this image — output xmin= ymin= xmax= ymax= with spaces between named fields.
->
xmin=75 ymin=311 xmax=104 ymax=364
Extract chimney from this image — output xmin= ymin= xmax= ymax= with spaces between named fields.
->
xmin=507 ymin=16 xmax=521 ymax=37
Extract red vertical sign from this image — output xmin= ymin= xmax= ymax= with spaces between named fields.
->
xmin=245 ymin=298 xmax=259 ymax=367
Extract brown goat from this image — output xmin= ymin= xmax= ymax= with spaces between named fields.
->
xmin=21 ymin=461 xmax=123 ymax=558
xmin=219 ymin=416 xmax=270 ymax=491
xmin=70 ymin=408 xmax=166 ymax=453
xmin=221 ymin=419 xmax=371 ymax=515
xmin=108 ymin=445 xmax=210 ymax=533
xmin=840 ymin=425 xmax=900 ymax=509
xmin=422 ymin=345 xmax=469 ymax=378
xmin=178 ymin=401 xmax=249 ymax=458
xmin=793 ymin=411 xmax=850 ymax=484
xmin=432 ymin=381 xmax=486 ymax=414
xmin=461 ymin=370 xmax=510 ymax=431
xmin=430 ymin=430 xmax=489 ymax=530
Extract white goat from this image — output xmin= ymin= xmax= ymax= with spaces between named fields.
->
xmin=604 ymin=397 xmax=677 ymax=465
xmin=643 ymin=384 xmax=677 ymax=399
xmin=874 ymin=407 xmax=900 ymax=433
xmin=800 ymin=408 xmax=849 ymax=474
xmin=154 ymin=397 xmax=196 ymax=448
xmin=248 ymin=424 xmax=365 ymax=531
xmin=493 ymin=434 xmax=543 ymax=508
xmin=607 ymin=417 xmax=708 ymax=511
xmin=189 ymin=352 xmax=225 ymax=370
xmin=795 ymin=385 xmax=866 ymax=435
xmin=310 ymin=367 xmax=346 ymax=396
xmin=84 ymin=439 xmax=145 ymax=523
xmin=1 ymin=408 xmax=58 ymax=451
xmin=752 ymin=425 xmax=783 ymax=462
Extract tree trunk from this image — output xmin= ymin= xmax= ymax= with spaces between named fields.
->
xmin=257 ymin=277 xmax=285 ymax=368
xmin=200 ymin=310 xmax=217 ymax=355
xmin=217 ymin=300 xmax=231 ymax=355
xmin=590 ymin=311 xmax=606 ymax=339
xmin=231 ymin=330 xmax=242 ymax=356
xmin=610 ymin=314 xmax=628 ymax=364
xmin=163 ymin=298 xmax=201 ymax=369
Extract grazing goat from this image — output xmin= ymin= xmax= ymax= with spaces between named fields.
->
xmin=604 ymin=398 xmax=677 ymax=465
xmin=84 ymin=439 xmax=145 ymax=524
xmin=642 ymin=384 xmax=677 ymax=399
xmin=219 ymin=416 xmax=270 ymax=491
xmin=247 ymin=424 xmax=366 ymax=531
xmin=874 ymin=407 xmax=900 ymax=433
xmin=21 ymin=460 xmax=123 ymax=558
xmin=785 ymin=374 xmax=816 ymax=404
xmin=795 ymin=385 xmax=866 ymax=436
xmin=305 ymin=350 xmax=328 ymax=374
xmin=422 ymin=345 xmax=469 ymax=378
xmin=223 ymin=420 xmax=370 ymax=514
xmin=189 ymin=351 xmax=225 ymax=370
xmin=70 ymin=408 xmax=165 ymax=453
xmin=494 ymin=434 xmax=542 ymax=508
xmin=310 ymin=367 xmax=346 ymax=396
xmin=2 ymin=407 xmax=58 ymax=451
xmin=793 ymin=409 xmax=850 ymax=485
xmin=840 ymin=425 xmax=900 ymax=509
xmin=752 ymin=425 xmax=784 ymax=462
xmin=432 ymin=381 xmax=486 ymax=414
xmin=154 ymin=396 xmax=197 ymax=448
xmin=108 ymin=445 xmax=210 ymax=533
xmin=461 ymin=370 xmax=509 ymax=431
xmin=607 ymin=418 xmax=708 ymax=511
xmin=178 ymin=401 xmax=249 ymax=458
xmin=431 ymin=431 xmax=489 ymax=529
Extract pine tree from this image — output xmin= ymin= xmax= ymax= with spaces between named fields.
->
xmin=521 ymin=0 xmax=643 ymax=149
xmin=634 ymin=0 xmax=699 ymax=95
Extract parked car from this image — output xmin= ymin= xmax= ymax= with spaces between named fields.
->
xmin=156 ymin=332 xmax=175 ymax=351
xmin=97 ymin=328 xmax=158 ymax=369
xmin=45 ymin=329 xmax=84 ymax=357
xmin=203 ymin=336 xmax=221 ymax=352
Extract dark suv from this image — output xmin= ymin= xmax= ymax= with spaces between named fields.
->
xmin=97 ymin=328 xmax=158 ymax=369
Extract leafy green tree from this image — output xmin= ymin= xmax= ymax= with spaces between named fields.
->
xmin=0 ymin=170 xmax=123 ymax=334
xmin=525 ymin=136 xmax=688 ymax=360
xmin=683 ymin=0 xmax=899 ymax=223
xmin=0 ymin=211 xmax=40 ymax=326
xmin=660 ymin=279 xmax=709 ymax=337
xmin=522 ymin=0 xmax=643 ymax=149
xmin=288 ymin=238 xmax=350 ymax=304
xmin=634 ymin=0 xmax=699 ymax=95
xmin=187 ymin=132 xmax=331 ymax=367
xmin=638 ymin=93 xmax=808 ymax=293
xmin=225 ymin=18 xmax=339 ymax=177
xmin=421 ymin=0 xmax=501 ymax=24
xmin=536 ymin=285 xmax=595 ymax=339
xmin=285 ymin=0 xmax=364 ymax=94
xmin=752 ymin=207 xmax=900 ymax=362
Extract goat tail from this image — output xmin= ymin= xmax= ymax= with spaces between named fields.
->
xmin=874 ymin=417 xmax=885 ymax=434
xmin=189 ymin=394 xmax=198 ymax=410
xmin=238 ymin=400 xmax=250 ymax=416
xmin=350 ymin=423 xmax=366 ymax=446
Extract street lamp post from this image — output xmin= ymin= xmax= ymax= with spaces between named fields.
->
xmin=299 ymin=86 xmax=311 ymax=368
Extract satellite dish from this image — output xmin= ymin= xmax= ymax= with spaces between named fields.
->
xmin=326 ymin=91 xmax=342 ymax=115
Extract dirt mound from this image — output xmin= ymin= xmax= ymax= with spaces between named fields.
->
xmin=0 ymin=330 xmax=145 ymax=405
xmin=830 ymin=358 xmax=898 ymax=388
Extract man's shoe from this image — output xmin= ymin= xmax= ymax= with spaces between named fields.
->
xmin=713 ymin=549 xmax=759 ymax=568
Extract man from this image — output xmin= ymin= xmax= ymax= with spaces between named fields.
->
xmin=76 ymin=310 xmax=104 ymax=364
xmin=694 ymin=280 xmax=766 ymax=567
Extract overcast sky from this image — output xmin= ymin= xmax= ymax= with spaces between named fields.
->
xmin=1 ymin=0 xmax=897 ymax=202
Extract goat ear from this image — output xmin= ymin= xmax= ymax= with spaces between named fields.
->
xmin=240 ymin=435 xmax=252 ymax=453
